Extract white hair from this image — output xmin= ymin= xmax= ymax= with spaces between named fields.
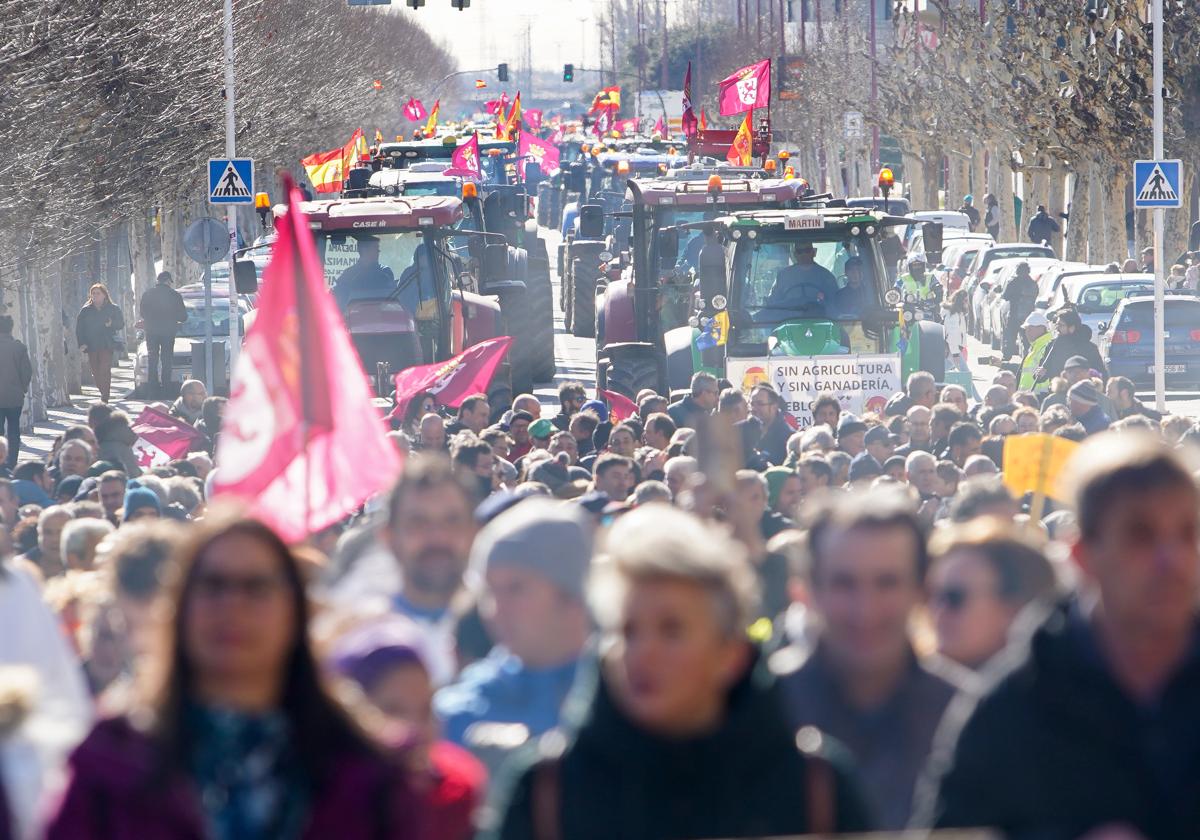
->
xmin=592 ymin=505 xmax=757 ymax=639
xmin=61 ymin=518 xmax=115 ymax=562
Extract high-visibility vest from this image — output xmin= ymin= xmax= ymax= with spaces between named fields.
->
xmin=1019 ymin=331 xmax=1054 ymax=392
xmin=899 ymin=273 xmax=935 ymax=299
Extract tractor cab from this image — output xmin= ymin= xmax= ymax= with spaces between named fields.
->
xmin=285 ymin=194 xmax=533 ymax=399
xmin=651 ymin=205 xmax=947 ymax=427
xmin=378 ymin=137 xmax=518 ymax=185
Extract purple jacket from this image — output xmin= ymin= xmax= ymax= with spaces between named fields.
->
xmin=45 ymin=716 xmax=429 ymax=840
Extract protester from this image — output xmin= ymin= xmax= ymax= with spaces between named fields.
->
xmin=0 ymin=315 xmax=31 ymax=470
xmin=488 ymin=504 xmax=870 ymax=840
xmin=551 ymin=382 xmax=586 ymax=432
xmin=95 ymin=411 xmax=143 ymax=478
xmin=60 ymin=518 xmax=113 ymax=572
xmin=749 ymin=383 xmax=791 ymax=466
xmin=926 ymin=518 xmax=1059 ymax=669
xmin=171 ymin=379 xmax=209 ymax=427
xmin=434 ymin=498 xmax=593 ymax=774
xmin=773 ymin=490 xmax=971 ymax=830
xmin=925 ymin=434 xmax=1200 ymax=837
xmin=47 ymin=515 xmax=429 ymax=838
xmin=74 ymin=283 xmax=124 ymax=404
xmin=139 ymin=270 xmax=188 ymax=396
xmin=668 ymin=372 xmax=719 ymax=429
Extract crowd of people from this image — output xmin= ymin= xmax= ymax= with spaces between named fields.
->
xmin=2 ymin=359 xmax=1200 ymax=840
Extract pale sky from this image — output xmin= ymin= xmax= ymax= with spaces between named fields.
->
xmin=395 ymin=0 xmax=603 ymax=72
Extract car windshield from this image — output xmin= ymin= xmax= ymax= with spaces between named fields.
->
xmin=1118 ymin=301 xmax=1200 ymax=330
xmin=400 ymin=180 xmax=458 ymax=197
xmin=730 ymin=234 xmax=881 ymax=349
xmin=180 ymin=301 xmax=241 ymax=337
xmin=1076 ymin=282 xmax=1153 ymax=313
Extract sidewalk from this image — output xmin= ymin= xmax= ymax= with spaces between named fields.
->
xmin=19 ymin=358 xmax=149 ymax=464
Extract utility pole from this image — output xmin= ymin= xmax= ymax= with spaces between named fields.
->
xmin=222 ymin=0 xmax=239 ymax=373
xmin=1152 ymin=0 xmax=1165 ymax=411
xmin=637 ymin=0 xmax=645 ymax=118
xmin=870 ymin=0 xmax=878 ymax=173
xmin=660 ymin=0 xmax=669 ymax=90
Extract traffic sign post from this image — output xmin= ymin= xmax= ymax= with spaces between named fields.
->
xmin=183 ymin=218 xmax=230 ymax=393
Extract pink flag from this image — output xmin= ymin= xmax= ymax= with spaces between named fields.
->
xmin=403 ymin=97 xmax=428 ymax=122
xmin=653 ymin=115 xmax=667 ymax=137
xmin=613 ymin=117 xmax=639 ymax=134
xmin=131 ymin=407 xmax=208 ymax=468
xmin=548 ymin=127 xmax=565 ymax=145
xmin=592 ymin=110 xmax=609 ymax=138
xmin=443 ymin=133 xmax=482 ymax=178
xmin=523 ymin=109 xmax=543 ymax=132
xmin=213 ymin=173 xmax=401 ymax=542
xmin=518 ymin=132 xmax=561 ymax=177
xmin=598 ymin=389 xmax=638 ymax=423
xmin=484 ymin=98 xmax=504 ymax=115
xmin=717 ymin=59 xmax=771 ymax=116
xmin=681 ymin=61 xmax=698 ymax=138
xmin=389 ymin=337 xmax=513 ymax=424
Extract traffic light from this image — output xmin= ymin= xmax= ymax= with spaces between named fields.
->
xmin=450 ymin=0 xmax=469 ymax=7
xmin=563 ymin=63 xmax=574 ymax=83
xmin=498 ymin=63 xmax=509 ymax=82
xmin=404 ymin=0 xmax=425 ymax=7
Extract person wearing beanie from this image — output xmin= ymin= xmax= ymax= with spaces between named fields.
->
xmin=836 ymin=413 xmax=868 ymax=457
xmin=122 ymin=481 xmax=161 ymax=523
xmin=1067 ymin=380 xmax=1111 ymax=436
xmin=848 ymin=451 xmax=883 ymax=484
xmin=434 ymin=498 xmax=593 ymax=776
xmin=329 ymin=618 xmax=487 ymax=840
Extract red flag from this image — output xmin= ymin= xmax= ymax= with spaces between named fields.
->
xmin=213 ymin=173 xmax=400 ymax=542
xmin=613 ymin=117 xmax=639 ymax=135
xmin=718 ymin=59 xmax=771 ymax=116
xmin=443 ymin=133 xmax=482 ymax=179
xmin=130 ymin=407 xmax=208 ymax=468
xmin=727 ymin=109 xmax=754 ymax=166
xmin=523 ymin=109 xmax=543 ymax=132
xmin=403 ymin=98 xmax=428 ymax=122
xmin=681 ymin=61 xmax=698 ymax=138
xmin=653 ymin=115 xmax=667 ymax=137
xmin=598 ymin=389 xmax=637 ymax=423
xmin=518 ymin=132 xmax=561 ymax=177
xmin=389 ymin=337 xmax=513 ymax=424
xmin=699 ymin=109 xmax=708 ymax=131
xmin=592 ymin=109 xmax=610 ymax=138
xmin=484 ymin=98 xmax=504 ymax=115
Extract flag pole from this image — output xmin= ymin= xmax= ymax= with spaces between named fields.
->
xmin=288 ymin=176 xmax=316 ymax=537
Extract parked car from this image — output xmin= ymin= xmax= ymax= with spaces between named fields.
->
xmin=902 ymin=211 xmax=972 ymax=250
xmin=963 ymin=243 xmax=1055 ymax=336
xmin=1098 ymin=295 xmax=1200 ymax=389
xmin=986 ymin=257 xmax=1063 ymax=352
xmin=1034 ymin=262 xmax=1095 ymax=310
xmin=1055 ymin=273 xmax=1154 ymax=346
xmin=935 ymin=239 xmax=992 ymax=297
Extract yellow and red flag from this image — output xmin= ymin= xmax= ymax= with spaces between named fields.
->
xmin=423 ymin=100 xmax=440 ymax=137
xmin=589 ymin=86 xmax=621 ymax=113
xmin=300 ymin=128 xmax=364 ymax=194
xmin=699 ymin=109 xmax=708 ymax=131
xmin=475 ymin=79 xmax=487 ymax=89
xmin=502 ymin=91 xmax=522 ymax=141
xmin=374 ymin=129 xmax=384 ymax=146
xmin=726 ymin=109 xmax=753 ymax=166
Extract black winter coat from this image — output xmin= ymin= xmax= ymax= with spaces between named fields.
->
xmin=74 ymin=302 xmax=124 ymax=351
xmin=1039 ymin=324 xmax=1106 ymax=380
xmin=489 ymin=653 xmax=871 ymax=840
xmin=139 ymin=282 xmax=187 ymax=337
xmin=925 ymin=600 xmax=1200 ymax=839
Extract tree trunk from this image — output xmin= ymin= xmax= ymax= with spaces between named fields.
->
xmin=922 ymin=146 xmax=941 ymax=210
xmin=23 ymin=260 xmax=70 ymax=423
xmin=1165 ymin=166 xmax=1195 ymax=263
xmin=970 ymin=149 xmax=986 ymax=204
xmin=1048 ymin=159 xmax=1066 ymax=257
xmin=62 ymin=257 xmax=83 ymax=396
xmin=1066 ymin=165 xmax=1089 ymax=263
xmin=129 ymin=215 xmax=157 ymax=350
xmin=1100 ymin=164 xmax=1128 ymax=265
xmin=1086 ymin=159 xmax=1103 ymax=264
xmin=996 ymin=147 xmax=1017 ymax=242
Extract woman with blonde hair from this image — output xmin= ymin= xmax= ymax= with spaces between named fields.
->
xmin=74 ymin=283 xmax=124 ymax=403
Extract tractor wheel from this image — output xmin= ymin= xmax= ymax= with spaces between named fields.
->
xmin=562 ymin=261 xmax=574 ymax=332
xmin=606 ymin=348 xmax=662 ymax=400
xmin=527 ymin=238 xmax=556 ymax=381
xmin=556 ymin=242 xmax=568 ymax=285
xmin=916 ymin=321 xmax=947 ymax=383
xmin=495 ymin=287 xmax=536 ymax=395
xmin=570 ymin=259 xmax=597 ymax=339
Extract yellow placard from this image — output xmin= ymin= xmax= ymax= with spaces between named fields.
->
xmin=1002 ymin=433 xmax=1080 ymax=502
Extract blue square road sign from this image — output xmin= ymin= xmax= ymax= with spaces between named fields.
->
xmin=208 ymin=158 xmax=255 ymax=205
xmin=1133 ymin=159 xmax=1182 ymax=209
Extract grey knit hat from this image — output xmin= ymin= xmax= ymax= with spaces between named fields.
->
xmin=471 ymin=497 xmax=593 ymax=601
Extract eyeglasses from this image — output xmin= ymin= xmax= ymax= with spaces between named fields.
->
xmin=193 ymin=571 xmax=286 ymax=602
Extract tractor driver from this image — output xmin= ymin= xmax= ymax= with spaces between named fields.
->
xmin=333 ymin=235 xmax=396 ymax=310
xmin=762 ymin=241 xmax=839 ymax=313
xmin=833 ymin=256 xmax=871 ymax=318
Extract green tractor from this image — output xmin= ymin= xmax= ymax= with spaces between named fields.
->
xmin=643 ymin=204 xmax=948 ymax=426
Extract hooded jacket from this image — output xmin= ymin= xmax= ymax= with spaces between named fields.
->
xmin=1039 ymin=323 xmax=1106 ymax=381
xmin=487 ymin=653 xmax=871 ymax=840
xmin=924 ymin=600 xmax=1200 ymax=839
xmin=46 ymin=716 xmax=428 ymax=840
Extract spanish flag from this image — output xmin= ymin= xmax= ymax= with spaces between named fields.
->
xmin=699 ymin=109 xmax=708 ymax=131
xmin=589 ymin=86 xmax=621 ymax=113
xmin=475 ymin=79 xmax=487 ymax=89
xmin=502 ymin=92 xmax=522 ymax=141
xmin=726 ymin=109 xmax=753 ymax=166
xmin=300 ymin=128 xmax=364 ymax=194
xmin=424 ymin=100 xmax=440 ymax=137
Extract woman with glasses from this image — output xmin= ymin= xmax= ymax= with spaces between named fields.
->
xmin=926 ymin=518 xmax=1060 ymax=670
xmin=47 ymin=515 xmax=427 ymax=839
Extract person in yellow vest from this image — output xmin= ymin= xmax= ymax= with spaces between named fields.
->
xmin=1017 ymin=310 xmax=1053 ymax=394
xmin=897 ymin=256 xmax=937 ymax=301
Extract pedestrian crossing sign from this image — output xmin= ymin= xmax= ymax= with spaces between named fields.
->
xmin=1133 ymin=159 xmax=1182 ymax=209
xmin=208 ymin=158 xmax=255 ymax=205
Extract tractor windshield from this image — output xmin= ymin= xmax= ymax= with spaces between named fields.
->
xmin=313 ymin=230 xmax=447 ymax=319
xmin=729 ymin=233 xmax=884 ymax=353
